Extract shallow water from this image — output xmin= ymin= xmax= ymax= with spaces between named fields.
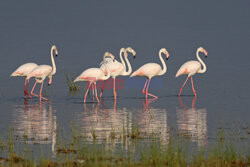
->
xmin=0 ymin=92 xmax=249 ymax=159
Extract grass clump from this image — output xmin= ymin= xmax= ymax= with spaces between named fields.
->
xmin=65 ymin=72 xmax=80 ymax=92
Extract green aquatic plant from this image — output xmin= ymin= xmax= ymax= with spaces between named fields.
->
xmin=65 ymin=72 xmax=80 ymax=92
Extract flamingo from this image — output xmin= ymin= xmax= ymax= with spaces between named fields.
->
xmin=11 ymin=63 xmax=38 ymax=98
xmin=99 ymin=47 xmax=136 ymax=99
xmin=176 ymin=47 xmax=208 ymax=96
xmin=27 ymin=45 xmax=58 ymax=101
xmin=130 ymin=48 xmax=170 ymax=99
xmin=74 ymin=52 xmax=115 ymax=103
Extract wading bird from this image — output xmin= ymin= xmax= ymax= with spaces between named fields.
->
xmin=27 ymin=45 xmax=58 ymax=101
xmin=99 ymin=47 xmax=136 ymax=99
xmin=176 ymin=47 xmax=208 ymax=96
xmin=130 ymin=48 xmax=170 ymax=99
xmin=11 ymin=63 xmax=38 ymax=98
xmin=74 ymin=52 xmax=115 ymax=103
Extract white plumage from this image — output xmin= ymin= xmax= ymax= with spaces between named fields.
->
xmin=130 ymin=48 xmax=170 ymax=99
xmin=176 ymin=47 xmax=208 ymax=96
xmin=74 ymin=52 xmax=115 ymax=103
xmin=27 ymin=45 xmax=58 ymax=101
xmin=11 ymin=63 xmax=38 ymax=77
xmin=11 ymin=63 xmax=38 ymax=98
xmin=99 ymin=47 xmax=136 ymax=99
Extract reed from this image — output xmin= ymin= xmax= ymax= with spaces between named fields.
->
xmin=65 ymin=72 xmax=80 ymax=92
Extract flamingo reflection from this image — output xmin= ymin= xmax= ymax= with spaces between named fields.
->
xmin=138 ymin=98 xmax=169 ymax=144
xmin=177 ymin=97 xmax=207 ymax=146
xmin=81 ymin=100 xmax=132 ymax=146
xmin=12 ymin=99 xmax=57 ymax=154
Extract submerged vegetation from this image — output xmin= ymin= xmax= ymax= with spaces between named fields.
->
xmin=0 ymin=125 xmax=249 ymax=167
xmin=65 ymin=72 xmax=80 ymax=92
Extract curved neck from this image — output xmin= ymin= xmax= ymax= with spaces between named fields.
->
xmin=51 ymin=47 xmax=56 ymax=75
xmin=196 ymin=49 xmax=206 ymax=73
xmin=158 ymin=50 xmax=167 ymax=76
xmin=119 ymin=48 xmax=126 ymax=67
xmin=102 ymin=55 xmax=111 ymax=80
xmin=121 ymin=52 xmax=133 ymax=76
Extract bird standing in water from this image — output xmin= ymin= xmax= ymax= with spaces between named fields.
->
xmin=99 ymin=47 xmax=136 ymax=99
xmin=27 ymin=45 xmax=58 ymax=101
xmin=130 ymin=48 xmax=170 ymax=99
xmin=74 ymin=52 xmax=115 ymax=103
xmin=176 ymin=47 xmax=208 ymax=96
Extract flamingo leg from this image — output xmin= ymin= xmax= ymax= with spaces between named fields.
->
xmin=113 ymin=78 xmax=117 ymax=99
xmin=192 ymin=96 xmax=197 ymax=108
xmin=91 ymin=83 xmax=95 ymax=101
xmin=84 ymin=82 xmax=92 ymax=103
xmin=178 ymin=96 xmax=184 ymax=107
xmin=178 ymin=76 xmax=189 ymax=96
xmin=85 ymin=82 xmax=91 ymax=98
xmin=25 ymin=79 xmax=32 ymax=98
xmin=31 ymin=80 xmax=39 ymax=97
xmin=145 ymin=79 xmax=158 ymax=99
xmin=100 ymin=80 xmax=106 ymax=98
xmin=142 ymin=79 xmax=149 ymax=94
xmin=190 ymin=76 xmax=197 ymax=96
xmin=39 ymin=80 xmax=48 ymax=101
xmin=94 ymin=82 xmax=100 ymax=103
xmin=24 ymin=79 xmax=27 ymax=98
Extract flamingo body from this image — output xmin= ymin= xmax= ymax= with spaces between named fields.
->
xmin=175 ymin=60 xmax=201 ymax=77
xmin=11 ymin=63 xmax=38 ymax=98
xmin=29 ymin=65 xmax=53 ymax=81
xmin=100 ymin=60 xmax=124 ymax=77
xmin=74 ymin=68 xmax=107 ymax=82
xmin=11 ymin=63 xmax=38 ymax=77
xmin=130 ymin=63 xmax=162 ymax=78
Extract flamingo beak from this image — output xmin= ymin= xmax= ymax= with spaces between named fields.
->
xmin=166 ymin=54 xmax=169 ymax=60
xmin=203 ymin=49 xmax=208 ymax=57
xmin=48 ymin=77 xmax=52 ymax=85
xmin=55 ymin=54 xmax=58 ymax=57
xmin=133 ymin=55 xmax=136 ymax=59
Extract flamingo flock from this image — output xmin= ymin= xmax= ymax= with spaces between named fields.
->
xmin=11 ymin=45 xmax=208 ymax=103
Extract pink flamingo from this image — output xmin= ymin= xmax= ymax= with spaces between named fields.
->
xmin=11 ymin=63 xmax=38 ymax=98
xmin=74 ymin=52 xmax=115 ymax=103
xmin=27 ymin=45 xmax=58 ymax=101
xmin=99 ymin=47 xmax=136 ymax=99
xmin=176 ymin=47 xmax=208 ymax=96
xmin=130 ymin=48 xmax=170 ymax=99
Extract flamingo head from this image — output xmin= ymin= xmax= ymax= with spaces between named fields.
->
xmin=126 ymin=47 xmax=136 ymax=59
xmin=55 ymin=48 xmax=58 ymax=57
xmin=198 ymin=47 xmax=208 ymax=58
xmin=48 ymin=76 xmax=52 ymax=86
xmin=52 ymin=45 xmax=58 ymax=57
xmin=104 ymin=52 xmax=115 ymax=62
xmin=160 ymin=48 xmax=169 ymax=60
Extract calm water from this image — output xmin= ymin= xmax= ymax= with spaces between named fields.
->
xmin=0 ymin=0 xmax=250 ymax=159
xmin=0 ymin=92 xmax=249 ymax=158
